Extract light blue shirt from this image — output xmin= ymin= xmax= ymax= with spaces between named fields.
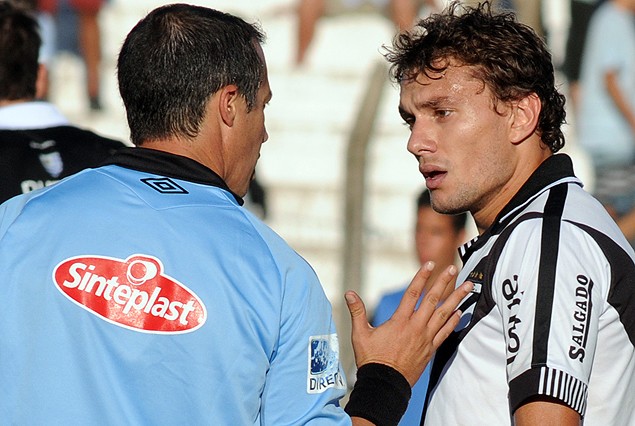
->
xmin=578 ymin=2 xmax=635 ymax=168
xmin=0 ymin=163 xmax=350 ymax=425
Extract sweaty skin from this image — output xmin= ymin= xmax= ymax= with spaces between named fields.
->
xmin=399 ymin=61 xmax=550 ymax=232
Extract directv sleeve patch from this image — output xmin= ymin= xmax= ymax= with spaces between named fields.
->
xmin=307 ymin=334 xmax=346 ymax=394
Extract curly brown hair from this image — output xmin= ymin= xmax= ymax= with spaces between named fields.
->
xmin=384 ymin=1 xmax=566 ymax=152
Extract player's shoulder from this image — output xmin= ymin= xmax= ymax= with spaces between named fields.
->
xmin=0 ymin=125 xmax=126 ymax=155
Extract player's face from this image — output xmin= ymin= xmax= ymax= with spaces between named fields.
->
xmin=399 ymin=62 xmax=517 ymax=225
xmin=415 ymin=206 xmax=462 ymax=268
xmin=225 ymin=44 xmax=271 ymax=197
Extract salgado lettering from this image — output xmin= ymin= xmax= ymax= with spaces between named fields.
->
xmin=569 ymin=274 xmax=592 ymax=362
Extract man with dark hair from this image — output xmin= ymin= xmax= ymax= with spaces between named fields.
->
xmin=0 ymin=1 xmax=124 ymax=203
xmin=386 ymin=1 xmax=635 ymax=424
xmin=0 ymin=3 xmax=471 ymax=424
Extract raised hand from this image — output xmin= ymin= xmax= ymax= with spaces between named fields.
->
xmin=345 ymin=262 xmax=473 ymax=386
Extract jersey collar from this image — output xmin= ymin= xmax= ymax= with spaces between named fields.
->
xmin=103 ymin=147 xmax=244 ymax=205
xmin=0 ymin=101 xmax=69 ymax=129
xmin=458 ymin=154 xmax=583 ymax=263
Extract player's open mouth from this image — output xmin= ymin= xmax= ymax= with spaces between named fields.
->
xmin=422 ymin=168 xmax=446 ymax=189
xmin=423 ymin=170 xmax=443 ymax=179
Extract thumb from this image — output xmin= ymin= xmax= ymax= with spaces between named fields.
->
xmin=345 ymin=291 xmax=368 ymax=328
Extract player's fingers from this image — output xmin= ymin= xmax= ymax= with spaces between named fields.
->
xmin=413 ymin=264 xmax=457 ymax=324
xmin=432 ymin=309 xmax=462 ymax=349
xmin=391 ymin=262 xmax=435 ymax=320
xmin=427 ymin=280 xmax=473 ymax=333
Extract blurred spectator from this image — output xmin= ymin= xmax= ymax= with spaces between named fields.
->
xmin=9 ymin=0 xmax=55 ymax=97
xmin=244 ymin=170 xmax=269 ymax=220
xmin=562 ymin=0 xmax=605 ymax=110
xmin=38 ymin=0 xmax=107 ymax=110
xmin=0 ymin=1 xmax=124 ymax=203
xmin=371 ymin=189 xmax=468 ymax=425
xmin=295 ymin=0 xmax=440 ymax=66
xmin=576 ymin=0 xmax=635 ymax=241
xmin=466 ymin=0 xmax=547 ymax=37
xmin=464 ymin=0 xmax=515 ymax=11
xmin=511 ymin=0 xmax=543 ymax=36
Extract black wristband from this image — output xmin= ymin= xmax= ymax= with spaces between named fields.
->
xmin=344 ymin=363 xmax=412 ymax=426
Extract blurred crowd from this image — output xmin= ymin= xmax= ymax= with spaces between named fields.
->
xmin=2 ymin=0 xmax=635 ymax=238
xmin=294 ymin=0 xmax=635 ymax=246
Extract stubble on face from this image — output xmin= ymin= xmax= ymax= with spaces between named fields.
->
xmin=230 ymin=43 xmax=271 ymax=197
xmin=401 ymin=62 xmax=516 ymax=225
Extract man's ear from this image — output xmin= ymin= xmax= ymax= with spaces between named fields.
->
xmin=35 ymin=64 xmax=48 ymax=100
xmin=219 ymin=84 xmax=240 ymax=126
xmin=509 ymin=93 xmax=540 ymax=144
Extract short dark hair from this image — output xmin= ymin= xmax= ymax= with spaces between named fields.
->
xmin=117 ymin=4 xmax=266 ymax=146
xmin=0 ymin=1 xmax=40 ymax=100
xmin=385 ymin=1 xmax=566 ymax=153
xmin=417 ymin=189 xmax=467 ymax=234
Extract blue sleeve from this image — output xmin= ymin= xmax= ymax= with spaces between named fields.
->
xmin=256 ymin=243 xmax=350 ymax=425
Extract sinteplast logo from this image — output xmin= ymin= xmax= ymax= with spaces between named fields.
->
xmin=53 ymin=254 xmax=207 ymax=334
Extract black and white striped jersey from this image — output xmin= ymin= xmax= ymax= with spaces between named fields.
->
xmin=0 ymin=101 xmax=125 ymax=204
xmin=422 ymin=154 xmax=635 ymax=425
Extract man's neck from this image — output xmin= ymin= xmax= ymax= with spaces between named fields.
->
xmin=0 ymin=98 xmax=35 ymax=108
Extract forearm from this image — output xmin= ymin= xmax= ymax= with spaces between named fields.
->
xmin=345 ymin=363 xmax=411 ymax=426
xmin=605 ymin=70 xmax=635 ymax=131
xmin=514 ymin=399 xmax=581 ymax=426
xmin=351 ymin=418 xmax=375 ymax=426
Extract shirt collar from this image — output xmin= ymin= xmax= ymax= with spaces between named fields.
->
xmin=458 ymin=154 xmax=582 ymax=262
xmin=103 ymin=147 xmax=244 ymax=205
xmin=0 ymin=101 xmax=69 ymax=129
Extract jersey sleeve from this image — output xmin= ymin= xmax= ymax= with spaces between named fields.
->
xmin=259 ymin=255 xmax=351 ymax=425
xmin=494 ymin=220 xmax=605 ymax=417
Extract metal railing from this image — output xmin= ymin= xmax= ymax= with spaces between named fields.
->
xmin=337 ymin=60 xmax=389 ymax=379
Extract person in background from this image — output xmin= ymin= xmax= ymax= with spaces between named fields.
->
xmin=561 ymin=0 xmax=605 ymax=111
xmin=0 ymin=0 xmax=124 ymax=203
xmin=0 ymin=3 xmax=472 ymax=424
xmin=295 ymin=0 xmax=440 ymax=66
xmin=37 ymin=0 xmax=107 ymax=110
xmin=576 ymin=0 xmax=635 ymax=243
xmin=371 ymin=188 xmax=468 ymax=425
xmin=386 ymin=1 xmax=635 ymax=423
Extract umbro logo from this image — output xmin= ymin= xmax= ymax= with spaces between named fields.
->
xmin=141 ymin=177 xmax=188 ymax=194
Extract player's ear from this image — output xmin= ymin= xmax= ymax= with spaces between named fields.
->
xmin=509 ymin=93 xmax=540 ymax=144
xmin=219 ymin=84 xmax=239 ymax=127
xmin=35 ymin=64 xmax=48 ymax=100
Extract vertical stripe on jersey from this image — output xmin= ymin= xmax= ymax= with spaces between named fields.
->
xmin=532 ymin=184 xmax=568 ymax=366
